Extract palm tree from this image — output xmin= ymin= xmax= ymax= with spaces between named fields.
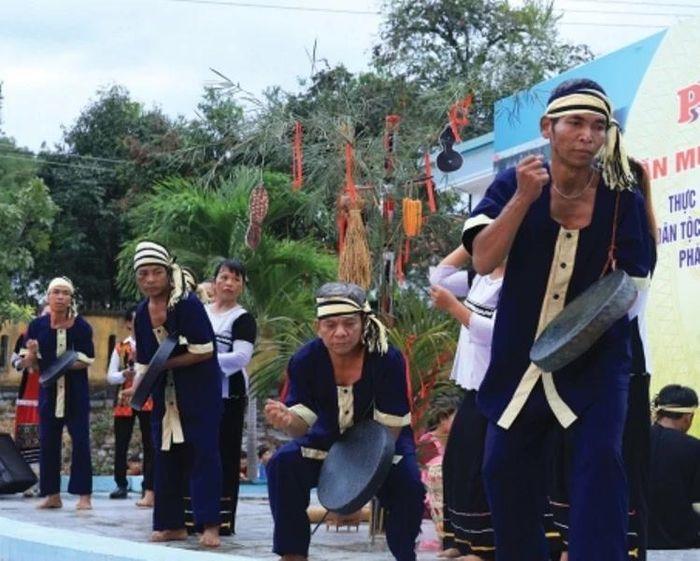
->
xmin=116 ymin=167 xmax=338 ymax=397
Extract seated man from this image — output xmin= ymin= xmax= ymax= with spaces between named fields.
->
xmin=264 ymin=282 xmax=425 ymax=561
xmin=648 ymin=384 xmax=700 ymax=550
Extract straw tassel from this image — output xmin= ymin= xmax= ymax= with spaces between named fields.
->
xmin=338 ymin=209 xmax=372 ymax=289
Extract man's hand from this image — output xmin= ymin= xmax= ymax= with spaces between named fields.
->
xmin=430 ymin=285 xmax=460 ymax=313
xmin=516 ymin=155 xmax=549 ymax=204
xmin=264 ymin=399 xmax=294 ymax=431
xmin=25 ymin=339 xmax=39 ymax=359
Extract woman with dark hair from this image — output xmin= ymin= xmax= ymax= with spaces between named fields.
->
xmin=647 ymin=384 xmax=700 ymax=550
xmin=205 ymin=258 xmax=257 ymax=535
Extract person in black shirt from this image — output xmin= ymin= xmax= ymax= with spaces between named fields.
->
xmin=648 ymin=384 xmax=700 ymax=549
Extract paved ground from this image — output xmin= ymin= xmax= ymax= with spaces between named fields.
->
xmin=0 ymin=488 xmax=698 ymax=560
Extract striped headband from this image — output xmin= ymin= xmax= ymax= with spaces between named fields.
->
xmin=316 ymin=296 xmax=369 ymax=319
xmin=133 ymin=241 xmax=172 ymax=271
xmin=47 ymin=276 xmax=74 ymax=295
xmin=316 ymin=295 xmax=389 ymax=355
xmin=46 ymin=277 xmax=78 ymax=317
xmin=656 ymin=405 xmax=697 ymax=414
xmin=544 ymin=88 xmax=635 ymax=191
xmin=133 ymin=241 xmax=189 ymax=309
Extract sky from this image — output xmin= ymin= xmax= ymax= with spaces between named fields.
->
xmin=1 ymin=0 xmax=697 ymax=152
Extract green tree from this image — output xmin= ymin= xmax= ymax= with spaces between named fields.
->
xmin=0 ymin=137 xmax=58 ymax=321
xmin=373 ymin=0 xmax=593 ymax=132
xmin=115 ymin=168 xmax=338 ymax=396
xmin=33 ymin=86 xmax=187 ymax=304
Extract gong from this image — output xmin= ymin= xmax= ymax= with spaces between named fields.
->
xmin=530 ymin=269 xmax=637 ymax=372
xmin=39 ymin=350 xmax=79 ymax=387
xmin=130 ymin=334 xmax=178 ymax=411
xmin=317 ymin=420 xmax=395 ymax=515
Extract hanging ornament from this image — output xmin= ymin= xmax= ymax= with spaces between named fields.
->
xmin=402 ymin=198 xmax=423 ymax=238
xmin=382 ymin=195 xmax=395 ymax=223
xmin=245 ymin=182 xmax=270 ymax=250
xmin=338 ymin=208 xmax=372 ymax=289
xmin=291 ymin=121 xmax=304 ymax=190
xmin=448 ymin=94 xmax=473 ymax=143
xmin=422 ymin=152 xmax=438 ymax=213
xmin=383 ymin=114 xmax=401 ymax=176
xmin=436 ymin=124 xmax=463 ymax=173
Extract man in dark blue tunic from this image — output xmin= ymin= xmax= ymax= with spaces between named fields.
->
xmin=264 ymin=282 xmax=425 ymax=561
xmin=462 ymin=79 xmax=652 ymax=561
xmin=127 ymin=241 xmax=222 ymax=547
xmin=20 ymin=276 xmax=94 ymax=510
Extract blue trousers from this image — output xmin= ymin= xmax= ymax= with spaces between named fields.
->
xmin=151 ymin=416 xmax=222 ymax=531
xmin=267 ymin=441 xmax=425 ymax=560
xmin=38 ymin=379 xmax=92 ymax=496
xmin=482 ymin=380 xmax=629 ymax=561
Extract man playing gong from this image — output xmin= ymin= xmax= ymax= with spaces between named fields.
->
xmin=264 ymin=282 xmax=424 ymax=561
xmin=461 ymin=79 xmax=653 ymax=561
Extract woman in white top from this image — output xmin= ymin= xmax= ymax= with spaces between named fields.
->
xmin=429 ymin=245 xmax=504 ymax=561
xmin=205 ymin=259 xmax=257 ymax=536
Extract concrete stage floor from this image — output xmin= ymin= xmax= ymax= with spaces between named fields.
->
xmin=0 ymin=486 xmax=698 ymax=561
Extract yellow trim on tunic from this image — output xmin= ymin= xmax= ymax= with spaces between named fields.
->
xmin=75 ymin=352 xmax=94 ymax=365
xmin=337 ymin=385 xmax=354 ymax=434
xmin=300 ymin=447 xmax=328 ymax=460
xmin=462 ymin=214 xmax=494 ymax=234
xmin=153 ymin=326 xmax=185 ymax=451
xmin=55 ymin=328 xmax=67 ymax=419
xmin=187 ymin=342 xmax=213 ymax=354
xmin=288 ymin=404 xmax=318 ymax=427
xmin=497 ymin=228 xmax=579 ymax=430
xmin=374 ymin=409 xmax=412 ymax=427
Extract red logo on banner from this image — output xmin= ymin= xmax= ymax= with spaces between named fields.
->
xmin=678 ymin=82 xmax=700 ymax=124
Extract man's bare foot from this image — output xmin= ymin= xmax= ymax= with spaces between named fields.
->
xmin=150 ymin=529 xmax=188 ymax=542
xmin=136 ymin=490 xmax=154 ymax=508
xmin=438 ymin=548 xmax=461 ymax=558
xmin=199 ymin=525 xmax=220 ymax=548
xmin=560 ymin=553 xmax=569 ymax=561
xmin=76 ymin=495 xmax=92 ymax=510
xmin=280 ymin=556 xmax=307 ymax=561
xmin=37 ymin=494 xmax=62 ymax=509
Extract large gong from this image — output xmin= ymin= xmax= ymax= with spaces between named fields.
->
xmin=530 ymin=269 xmax=638 ymax=372
xmin=130 ymin=334 xmax=178 ymax=411
xmin=317 ymin=420 xmax=395 ymax=515
xmin=39 ymin=350 xmax=79 ymax=387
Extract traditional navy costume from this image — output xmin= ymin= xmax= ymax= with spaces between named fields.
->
xmin=266 ymin=284 xmax=424 ymax=561
xmin=132 ymin=241 xmax=222 ymax=532
xmin=23 ymin=278 xmax=95 ymax=498
xmin=462 ymin=84 xmax=653 ymax=561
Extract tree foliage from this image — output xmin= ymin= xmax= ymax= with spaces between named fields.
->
xmin=0 ymin=137 xmax=57 ymax=321
xmin=33 ymin=86 xmax=190 ymax=304
xmin=373 ymin=0 xmax=593 ymax=132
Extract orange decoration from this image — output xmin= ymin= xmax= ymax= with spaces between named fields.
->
xmin=402 ymin=198 xmax=423 ymax=238
xmin=448 ymin=95 xmax=473 ymax=143
xmin=383 ymin=114 xmax=401 ymax=175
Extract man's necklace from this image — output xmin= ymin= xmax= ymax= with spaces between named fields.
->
xmin=552 ymin=169 xmax=596 ymax=200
